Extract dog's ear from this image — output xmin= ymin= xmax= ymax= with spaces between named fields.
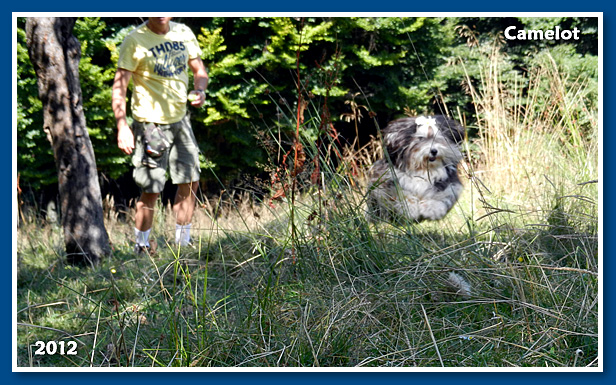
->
xmin=382 ymin=118 xmax=417 ymax=166
xmin=435 ymin=116 xmax=465 ymax=144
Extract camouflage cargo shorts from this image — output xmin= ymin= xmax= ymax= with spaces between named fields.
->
xmin=132 ymin=114 xmax=201 ymax=193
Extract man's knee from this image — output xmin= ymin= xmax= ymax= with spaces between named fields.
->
xmin=139 ymin=192 xmax=160 ymax=207
xmin=177 ymin=182 xmax=198 ymax=195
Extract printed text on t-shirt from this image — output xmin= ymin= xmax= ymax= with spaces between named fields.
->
xmin=149 ymin=41 xmax=188 ymax=78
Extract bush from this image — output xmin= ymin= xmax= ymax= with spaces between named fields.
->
xmin=17 ymin=16 xmax=598 ymax=200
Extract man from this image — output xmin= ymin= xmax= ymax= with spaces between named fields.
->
xmin=112 ymin=17 xmax=209 ymax=253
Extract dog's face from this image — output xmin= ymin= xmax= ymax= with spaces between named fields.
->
xmin=383 ymin=116 xmax=464 ymax=172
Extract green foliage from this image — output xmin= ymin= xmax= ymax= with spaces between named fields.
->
xmin=527 ymin=44 xmax=599 ymax=135
xmin=17 ymin=16 xmax=599 ymax=197
xmin=17 ymin=17 xmax=133 ymax=196
xmin=16 ymin=29 xmax=598 ymax=365
xmin=16 ymin=16 xmax=598 ymax=368
xmin=73 ymin=18 xmax=130 ymax=180
xmin=17 ymin=18 xmax=54 ymax=190
xmin=187 ymin=17 xmax=455 ymax=182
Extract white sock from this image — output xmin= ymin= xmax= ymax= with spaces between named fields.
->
xmin=175 ymin=223 xmax=192 ymax=246
xmin=135 ymin=228 xmax=151 ymax=247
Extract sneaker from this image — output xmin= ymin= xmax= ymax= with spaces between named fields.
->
xmin=133 ymin=244 xmax=150 ymax=256
xmin=134 ymin=239 xmax=157 ymax=256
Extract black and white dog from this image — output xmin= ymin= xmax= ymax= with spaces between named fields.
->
xmin=367 ymin=115 xmax=466 ymax=222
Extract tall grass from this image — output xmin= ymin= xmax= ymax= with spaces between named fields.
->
xmin=464 ymin=43 xmax=598 ymax=210
xmin=16 ymin=43 xmax=598 ymax=368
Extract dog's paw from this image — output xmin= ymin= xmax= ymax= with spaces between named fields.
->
xmin=419 ymin=200 xmax=450 ymax=221
xmin=401 ymin=196 xmax=422 ymax=219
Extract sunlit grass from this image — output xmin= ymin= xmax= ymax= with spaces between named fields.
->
xmin=16 ymin=44 xmax=598 ymax=368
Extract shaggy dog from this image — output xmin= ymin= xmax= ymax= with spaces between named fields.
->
xmin=366 ymin=115 xmax=465 ymax=222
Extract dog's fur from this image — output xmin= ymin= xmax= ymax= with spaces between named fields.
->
xmin=366 ymin=115 xmax=465 ymax=222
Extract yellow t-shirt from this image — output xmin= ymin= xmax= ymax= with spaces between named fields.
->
xmin=118 ymin=21 xmax=202 ymax=124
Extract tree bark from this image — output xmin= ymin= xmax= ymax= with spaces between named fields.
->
xmin=26 ymin=17 xmax=110 ymax=266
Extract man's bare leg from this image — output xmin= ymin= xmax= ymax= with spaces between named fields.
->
xmin=134 ymin=192 xmax=159 ymax=250
xmin=173 ymin=181 xmax=198 ymax=245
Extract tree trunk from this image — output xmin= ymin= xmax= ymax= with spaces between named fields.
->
xmin=26 ymin=17 xmax=110 ymax=266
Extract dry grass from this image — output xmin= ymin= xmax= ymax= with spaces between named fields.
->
xmin=16 ymin=44 xmax=598 ymax=368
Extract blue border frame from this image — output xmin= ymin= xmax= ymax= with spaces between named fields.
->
xmin=8 ymin=1 xmax=609 ymax=383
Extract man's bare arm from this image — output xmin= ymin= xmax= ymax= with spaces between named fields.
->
xmin=112 ymin=68 xmax=134 ymax=155
xmin=188 ymin=57 xmax=209 ymax=107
